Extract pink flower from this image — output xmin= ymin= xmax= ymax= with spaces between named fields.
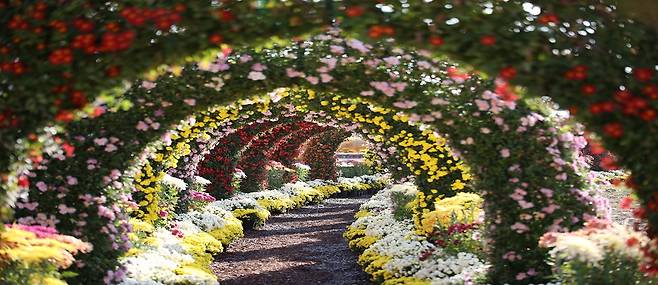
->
xmin=383 ymin=56 xmax=400 ymax=66
xmin=247 ymin=71 xmax=266 ymax=81
xmin=511 ymin=222 xmax=529 ymax=233
xmin=500 ymin=148 xmax=510 ymax=158
xmin=542 ymin=204 xmax=559 ymax=214
xmin=516 ymin=273 xmax=527 ymax=281
xmin=36 ymin=181 xmax=47 ymax=192
xmin=58 ymin=204 xmax=76 ymax=214
xmin=239 ymin=54 xmax=252 ymax=63
xmin=136 ymin=121 xmax=149 ymax=131
xmin=390 ymin=82 xmax=408 ymax=92
xmin=393 ymin=100 xmax=418 ymax=109
xmin=518 ymin=200 xmax=534 ymax=209
xmin=105 ymin=144 xmax=118 ymax=152
xmin=347 ymin=39 xmax=370 ymax=53
xmin=306 ymin=76 xmax=319 ymax=85
xmin=329 ymin=45 xmax=345 ymax=54
xmin=66 ymin=176 xmax=78 ymax=185
xmin=286 ymin=68 xmax=305 ymax=78
xmin=141 ymin=81 xmax=156 ymax=90
xmin=183 ymin=99 xmax=196 ymax=106
xmin=539 ymin=188 xmax=554 ymax=198
xmin=251 ymin=63 xmax=267 ymax=71
xmin=360 ymin=90 xmax=374 ymax=96
xmin=319 ymin=57 xmax=337 ymax=70
xmin=475 ymin=99 xmax=490 ymax=111
xmin=370 ymin=81 xmax=396 ymax=97
xmin=94 ymin=137 xmax=108 ymax=146
xmin=555 ymin=172 xmax=567 ymax=180
xmin=320 ymin=73 xmax=333 ymax=83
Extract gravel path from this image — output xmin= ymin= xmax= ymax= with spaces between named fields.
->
xmin=211 ymin=197 xmax=371 ymax=285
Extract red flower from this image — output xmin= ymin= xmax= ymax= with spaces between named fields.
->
xmin=368 ymin=25 xmax=395 ymax=38
xmin=345 ymin=6 xmax=365 ymax=17
xmin=48 ymin=48 xmax=73 ymax=65
xmin=106 ymin=65 xmax=121 ymax=77
xmin=209 ymin=34 xmax=224 ymax=45
xmin=603 ymin=122 xmax=624 ymax=138
xmin=538 ymin=13 xmax=559 ymax=25
xmin=589 ymin=141 xmax=606 ymax=155
xmin=54 ymin=110 xmax=74 ymax=122
xmin=479 ymin=35 xmax=496 ymax=46
xmin=564 ymin=65 xmax=588 ymax=80
xmin=634 ymin=68 xmax=655 ymax=82
xmin=580 ymin=84 xmax=596 ymax=96
xmin=69 ymin=91 xmax=87 ymax=108
xmin=17 ymin=175 xmax=29 ymax=188
xmin=499 ymin=66 xmax=517 ymax=80
xmin=641 ymin=109 xmax=657 ymax=122
xmin=642 ymin=85 xmax=658 ymax=100
xmin=61 ymin=143 xmax=75 ymax=157
xmin=217 ymin=10 xmax=235 ymax=22
xmin=620 ymin=197 xmax=634 ymax=210
xmin=73 ymin=18 xmax=95 ymax=32
xmin=627 ymin=237 xmax=640 ymax=247
xmin=599 ymin=156 xmax=619 ymax=170
xmin=588 ymin=102 xmax=615 ymax=115
xmin=429 ymin=35 xmax=444 ymax=47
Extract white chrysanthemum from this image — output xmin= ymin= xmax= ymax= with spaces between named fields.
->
xmin=161 ymin=173 xmax=187 ymax=190
xmin=194 ymin=175 xmax=211 ymax=185
xmin=551 ymin=235 xmax=604 ymax=265
xmin=293 ymin=162 xmax=311 ymax=170
xmin=348 ymin=183 xmax=488 ymax=284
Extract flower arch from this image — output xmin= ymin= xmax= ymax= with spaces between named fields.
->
xmin=267 ymin=123 xmax=332 ymax=168
xmin=300 ymin=128 xmax=351 ymax=181
xmin=236 ymin=121 xmax=311 ymax=193
xmin=11 ymin=32 xmax=596 ymax=284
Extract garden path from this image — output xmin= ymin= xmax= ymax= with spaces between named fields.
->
xmin=211 ymin=196 xmax=371 ymax=285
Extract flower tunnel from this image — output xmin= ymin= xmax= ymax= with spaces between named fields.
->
xmin=2 ymin=5 xmax=658 ymax=277
xmin=6 ymin=30 xmax=600 ymax=285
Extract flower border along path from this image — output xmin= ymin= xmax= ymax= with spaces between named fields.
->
xmin=119 ymin=175 xmax=388 ymax=285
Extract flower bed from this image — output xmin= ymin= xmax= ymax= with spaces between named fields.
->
xmin=120 ymin=174 xmax=389 ymax=284
xmin=345 ymin=183 xmax=488 ymax=284
xmin=0 ymin=224 xmax=92 ymax=285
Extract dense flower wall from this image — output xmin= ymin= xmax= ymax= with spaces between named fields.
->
xmin=237 ymin=122 xmax=308 ymax=192
xmin=301 ymin=129 xmax=350 ymax=181
xmin=268 ymin=124 xmax=330 ymax=168
xmin=197 ymin=121 xmax=278 ymax=198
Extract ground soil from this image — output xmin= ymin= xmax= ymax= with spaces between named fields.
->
xmin=211 ymin=197 xmax=371 ymax=285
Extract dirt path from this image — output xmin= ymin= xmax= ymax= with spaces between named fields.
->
xmin=211 ymin=196 xmax=371 ymax=285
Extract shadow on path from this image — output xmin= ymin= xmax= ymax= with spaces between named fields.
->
xmin=211 ymin=197 xmax=371 ymax=285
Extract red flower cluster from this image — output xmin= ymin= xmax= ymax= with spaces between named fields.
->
xmin=198 ymin=121 xmax=276 ymax=197
xmin=301 ymin=129 xmax=349 ymax=181
xmin=238 ymin=122 xmax=305 ymax=192
xmin=120 ymin=5 xmax=185 ymax=31
xmin=268 ymin=123 xmax=327 ymax=167
xmin=368 ymin=25 xmax=395 ymax=38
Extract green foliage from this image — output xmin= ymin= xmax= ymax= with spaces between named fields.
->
xmin=294 ymin=165 xmax=310 ymax=182
xmin=267 ymin=167 xmax=288 ymax=190
xmin=552 ymin=253 xmax=658 ymax=285
xmin=339 ymin=163 xmax=373 ymax=178
xmin=391 ymin=191 xmax=415 ymax=221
